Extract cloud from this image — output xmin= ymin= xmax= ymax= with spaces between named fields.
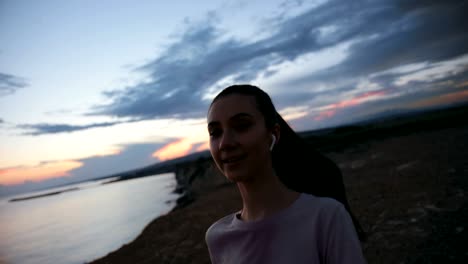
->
xmin=0 ymin=142 xmax=168 ymax=193
xmin=66 ymin=142 xmax=167 ymax=182
xmin=87 ymin=0 xmax=467 ymax=126
xmin=18 ymin=121 xmax=125 ymax=135
xmin=0 ymin=72 xmax=28 ymax=97
xmin=0 ymin=160 xmax=82 ymax=185
xmin=272 ymin=0 xmax=468 ymax=97
xmin=409 ymin=89 xmax=468 ymax=109
xmin=312 ymin=90 xmax=389 ymax=120
xmin=151 ymin=137 xmax=208 ymax=161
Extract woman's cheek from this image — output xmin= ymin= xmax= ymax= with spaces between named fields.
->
xmin=209 ymin=142 xmax=219 ymax=164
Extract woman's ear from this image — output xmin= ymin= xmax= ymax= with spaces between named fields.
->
xmin=272 ymin=123 xmax=280 ymax=143
xmin=270 ymin=134 xmax=276 ymax=151
xmin=269 ymin=123 xmax=280 ymax=151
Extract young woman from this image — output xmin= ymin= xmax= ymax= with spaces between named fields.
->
xmin=205 ymin=85 xmax=366 ymax=264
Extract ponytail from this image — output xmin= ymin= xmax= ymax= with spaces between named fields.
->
xmin=273 ymin=113 xmax=366 ymax=241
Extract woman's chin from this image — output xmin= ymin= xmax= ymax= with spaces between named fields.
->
xmin=224 ymin=170 xmax=249 ymax=182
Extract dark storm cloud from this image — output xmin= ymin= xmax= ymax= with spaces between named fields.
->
xmin=274 ymin=0 xmax=468 ymax=99
xmin=0 ymin=72 xmax=27 ymax=97
xmin=336 ymin=1 xmax=466 ymax=74
xmin=18 ymin=121 xmax=124 ymax=135
xmin=87 ymin=0 xmax=468 ymax=122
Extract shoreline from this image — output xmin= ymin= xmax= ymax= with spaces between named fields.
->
xmin=90 ymin=124 xmax=468 ymax=263
xmin=8 ymin=187 xmax=80 ymax=202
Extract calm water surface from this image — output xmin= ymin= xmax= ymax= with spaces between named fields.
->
xmin=0 ymin=173 xmax=180 ymax=264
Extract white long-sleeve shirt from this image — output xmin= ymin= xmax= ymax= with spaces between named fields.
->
xmin=206 ymin=193 xmax=366 ymax=264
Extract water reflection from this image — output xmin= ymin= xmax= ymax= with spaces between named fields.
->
xmin=0 ymin=173 xmax=179 ymax=264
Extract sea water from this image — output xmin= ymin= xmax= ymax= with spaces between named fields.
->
xmin=0 ymin=173 xmax=180 ymax=264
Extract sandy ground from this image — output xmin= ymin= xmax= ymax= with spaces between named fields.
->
xmin=90 ymin=125 xmax=468 ymax=264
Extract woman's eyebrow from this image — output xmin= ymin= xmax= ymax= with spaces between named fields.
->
xmin=208 ymin=113 xmax=253 ymax=127
xmin=207 ymin=121 xmax=219 ymax=128
xmin=230 ymin=112 xmax=254 ymax=120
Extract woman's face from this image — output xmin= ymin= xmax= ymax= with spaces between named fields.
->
xmin=207 ymin=94 xmax=273 ymax=182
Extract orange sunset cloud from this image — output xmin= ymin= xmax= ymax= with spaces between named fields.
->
xmin=410 ymin=90 xmax=468 ymax=109
xmin=152 ymin=138 xmax=210 ymax=161
xmin=0 ymin=160 xmax=83 ymax=186
xmin=152 ymin=138 xmax=194 ymax=161
xmin=330 ymin=91 xmax=387 ymax=109
xmin=314 ymin=110 xmax=337 ymax=121
xmin=195 ymin=141 xmax=210 ymax=152
xmin=315 ymin=90 xmax=387 ymax=120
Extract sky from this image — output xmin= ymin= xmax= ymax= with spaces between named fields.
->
xmin=1 ymin=0 xmax=467 ymax=194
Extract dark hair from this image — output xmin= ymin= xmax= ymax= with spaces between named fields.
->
xmin=211 ymin=84 xmax=366 ymax=241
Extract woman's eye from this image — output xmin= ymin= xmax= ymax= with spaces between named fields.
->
xmin=209 ymin=129 xmax=222 ymax=138
xmin=234 ymin=122 xmax=251 ymax=132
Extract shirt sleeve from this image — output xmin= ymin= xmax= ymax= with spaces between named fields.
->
xmin=323 ymin=203 xmax=367 ymax=264
xmin=205 ymin=224 xmax=220 ymax=264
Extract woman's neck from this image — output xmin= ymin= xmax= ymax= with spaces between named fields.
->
xmin=237 ymin=169 xmax=300 ymax=221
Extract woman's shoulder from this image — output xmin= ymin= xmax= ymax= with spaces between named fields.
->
xmin=296 ymin=193 xmax=346 ymax=220
xmin=300 ymin=193 xmax=344 ymax=210
xmin=205 ymin=212 xmax=238 ymax=239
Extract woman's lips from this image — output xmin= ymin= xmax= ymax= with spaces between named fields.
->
xmin=221 ymin=155 xmax=247 ymax=166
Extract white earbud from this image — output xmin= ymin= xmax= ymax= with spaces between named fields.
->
xmin=269 ymin=134 xmax=276 ymax=151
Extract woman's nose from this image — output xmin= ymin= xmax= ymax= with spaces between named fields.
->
xmin=219 ymin=130 xmax=237 ymax=150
